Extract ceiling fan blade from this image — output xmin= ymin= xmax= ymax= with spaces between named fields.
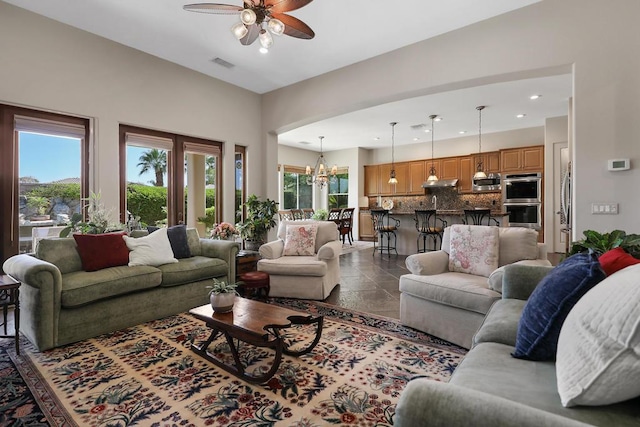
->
xmin=272 ymin=13 xmax=314 ymax=39
xmin=240 ymin=23 xmax=260 ymax=45
xmin=266 ymin=0 xmax=313 ymax=14
xmin=183 ymin=3 xmax=242 ymax=14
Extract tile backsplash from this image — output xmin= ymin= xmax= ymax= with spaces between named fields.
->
xmin=365 ymin=188 xmax=502 ymax=212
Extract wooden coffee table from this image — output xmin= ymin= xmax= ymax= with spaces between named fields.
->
xmin=189 ymin=297 xmax=323 ymax=384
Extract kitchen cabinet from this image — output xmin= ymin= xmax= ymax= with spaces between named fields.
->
xmin=440 ymin=157 xmax=460 ymax=179
xmin=458 ymin=156 xmax=473 ymax=193
xmin=408 ymin=161 xmax=426 ymax=194
xmin=378 ymin=162 xmax=409 ymax=195
xmin=359 ymin=209 xmax=374 ymax=240
xmin=501 ymin=146 xmax=544 ymax=173
xmin=472 ymin=151 xmax=500 ymax=174
xmin=364 ymin=165 xmax=378 ymax=196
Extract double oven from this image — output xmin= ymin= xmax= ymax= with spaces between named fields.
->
xmin=502 ymin=172 xmax=542 ymax=229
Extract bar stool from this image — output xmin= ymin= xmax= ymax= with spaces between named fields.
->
xmin=371 ymin=209 xmax=400 ymax=255
xmin=414 ymin=210 xmax=447 ymax=252
xmin=463 ymin=209 xmax=499 ymax=226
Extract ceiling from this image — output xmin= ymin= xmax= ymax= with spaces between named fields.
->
xmin=3 ymin=0 xmax=573 ymax=152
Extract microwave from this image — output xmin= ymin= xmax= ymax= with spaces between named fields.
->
xmin=472 ymin=173 xmax=501 ymax=192
xmin=502 ymin=173 xmax=542 ymax=203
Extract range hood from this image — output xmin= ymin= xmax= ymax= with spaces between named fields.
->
xmin=422 ymin=178 xmax=458 ymax=188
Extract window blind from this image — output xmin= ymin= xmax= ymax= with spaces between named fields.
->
xmin=14 ymin=115 xmax=86 ymax=139
xmin=125 ymin=132 xmax=174 ymax=151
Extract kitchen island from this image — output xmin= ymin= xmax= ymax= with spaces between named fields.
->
xmin=374 ymin=210 xmax=509 ymax=256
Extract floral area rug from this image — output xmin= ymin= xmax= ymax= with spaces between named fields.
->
xmin=3 ymin=300 xmax=466 ymax=426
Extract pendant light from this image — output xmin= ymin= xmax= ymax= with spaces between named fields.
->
xmin=426 ymin=115 xmax=439 ymax=182
xmin=473 ymin=106 xmax=488 ymax=179
xmin=388 ymin=122 xmax=398 ymax=185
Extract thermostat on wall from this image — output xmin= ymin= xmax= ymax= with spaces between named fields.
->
xmin=608 ymin=158 xmax=630 ymax=171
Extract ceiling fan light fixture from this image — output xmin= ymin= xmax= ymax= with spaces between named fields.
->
xmin=259 ymin=29 xmax=273 ymax=49
xmin=231 ymin=22 xmax=248 ymax=39
xmin=240 ymin=8 xmax=257 ymax=25
xmin=268 ymin=18 xmax=285 ymax=35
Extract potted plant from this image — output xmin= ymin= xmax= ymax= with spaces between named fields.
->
xmin=569 ymin=229 xmax=640 ymax=258
xmin=27 ymin=195 xmax=50 ymax=221
xmin=311 ymin=209 xmax=328 ymax=221
xmin=207 ymin=278 xmax=238 ymax=313
xmin=235 ymin=194 xmax=278 ymax=251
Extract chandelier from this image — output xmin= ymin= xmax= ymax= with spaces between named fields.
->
xmin=426 ymin=115 xmax=439 ymax=182
xmin=388 ymin=122 xmax=398 ymax=184
xmin=306 ymin=136 xmax=337 ymax=189
xmin=473 ymin=105 xmax=488 ymax=179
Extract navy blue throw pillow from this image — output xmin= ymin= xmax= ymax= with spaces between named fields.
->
xmin=512 ymin=252 xmax=606 ymax=361
xmin=147 ymin=225 xmax=191 ymax=259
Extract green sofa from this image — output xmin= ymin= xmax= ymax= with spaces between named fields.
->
xmin=2 ymin=229 xmax=239 ymax=351
xmin=394 ymin=264 xmax=640 ymax=427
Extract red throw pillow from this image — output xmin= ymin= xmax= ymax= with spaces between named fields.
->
xmin=598 ymin=247 xmax=640 ymax=276
xmin=73 ymin=232 xmax=130 ymax=272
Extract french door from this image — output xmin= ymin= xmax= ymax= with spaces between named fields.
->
xmin=0 ymin=105 xmax=89 ymax=265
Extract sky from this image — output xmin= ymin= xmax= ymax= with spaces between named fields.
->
xmin=19 ymin=132 xmax=159 ymax=185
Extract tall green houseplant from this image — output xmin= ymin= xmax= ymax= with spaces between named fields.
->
xmin=236 ymin=195 xmax=278 ymax=250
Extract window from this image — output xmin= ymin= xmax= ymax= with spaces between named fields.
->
xmin=235 ymin=146 xmax=246 ymax=224
xmin=119 ymin=125 xmax=222 ymax=229
xmin=328 ymin=170 xmax=349 ymax=209
xmin=282 ymin=165 xmax=312 ymax=209
xmin=0 ymin=104 xmax=89 ymax=259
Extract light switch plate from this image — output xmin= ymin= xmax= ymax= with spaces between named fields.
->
xmin=591 ymin=203 xmax=619 ymax=214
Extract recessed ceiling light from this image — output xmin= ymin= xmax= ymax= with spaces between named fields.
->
xmin=530 ymin=94 xmax=541 ymax=100
xmin=434 ymin=117 xmax=443 ymax=122
xmin=373 ymin=137 xmax=380 ymax=141
xmin=424 ymin=129 xmax=431 ymax=133
xmin=516 ymin=114 xmax=526 ymax=118
xmin=259 ymin=47 xmax=269 ymax=54
xmin=413 ymin=137 xmax=419 ymax=141
xmin=459 ymin=131 xmax=466 ymax=134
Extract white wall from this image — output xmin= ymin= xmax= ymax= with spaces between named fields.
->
xmin=263 ymin=0 xmax=640 ymax=238
xmin=0 ymin=2 xmax=262 ymax=224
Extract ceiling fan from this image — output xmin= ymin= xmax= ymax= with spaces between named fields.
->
xmin=184 ymin=0 xmax=315 ymax=52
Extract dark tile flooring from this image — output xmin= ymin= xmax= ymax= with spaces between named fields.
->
xmin=326 ymin=245 xmax=563 ymax=320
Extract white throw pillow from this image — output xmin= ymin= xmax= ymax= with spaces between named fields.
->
xmin=283 ymin=224 xmax=317 ymax=256
xmin=123 ymin=227 xmax=178 ymax=267
xmin=448 ymin=225 xmax=499 ymax=277
xmin=556 ymin=264 xmax=640 ymax=407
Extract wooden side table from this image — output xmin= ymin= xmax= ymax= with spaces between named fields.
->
xmin=236 ymin=250 xmax=261 ymax=281
xmin=0 ymin=275 xmax=20 ymax=355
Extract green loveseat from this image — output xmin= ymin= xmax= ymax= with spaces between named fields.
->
xmin=394 ymin=264 xmax=640 ymax=427
xmin=3 ymin=229 xmax=239 ymax=351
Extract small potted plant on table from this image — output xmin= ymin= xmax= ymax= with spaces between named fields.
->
xmin=207 ymin=278 xmax=238 ymax=313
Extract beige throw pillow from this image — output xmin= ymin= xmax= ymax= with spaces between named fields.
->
xmin=123 ymin=227 xmax=178 ymax=267
xmin=556 ymin=264 xmax=640 ymax=407
xmin=448 ymin=225 xmax=499 ymax=277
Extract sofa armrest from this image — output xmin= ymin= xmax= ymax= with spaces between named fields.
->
xmin=488 ymin=259 xmax=553 ymax=293
xmin=200 ymin=239 xmax=240 ymax=281
xmin=317 ymin=240 xmax=342 ymax=260
xmin=259 ymin=240 xmax=284 ymax=260
xmin=405 ymin=251 xmax=449 ymax=275
xmin=502 ymin=264 xmax=554 ymax=300
xmin=3 ymin=254 xmax=64 ymax=351
xmin=537 ymin=242 xmax=548 ymax=260
xmin=395 ymin=379 xmax=591 ymax=427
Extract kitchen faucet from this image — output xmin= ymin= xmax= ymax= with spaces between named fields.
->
xmin=432 ymin=195 xmax=437 ymax=211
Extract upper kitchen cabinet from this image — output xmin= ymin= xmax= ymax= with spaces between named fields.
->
xmin=440 ymin=157 xmax=460 ymax=179
xmin=408 ymin=160 xmax=426 ymax=194
xmin=472 ymin=151 xmax=500 ymax=174
xmin=458 ymin=156 xmax=473 ymax=193
xmin=500 ymin=146 xmax=544 ymax=173
xmin=364 ymin=165 xmax=379 ymax=196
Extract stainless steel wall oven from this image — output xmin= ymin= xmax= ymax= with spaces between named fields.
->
xmin=502 ymin=172 xmax=542 ymax=229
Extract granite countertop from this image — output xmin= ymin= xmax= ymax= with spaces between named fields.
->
xmin=386 ymin=209 xmax=507 ymax=216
